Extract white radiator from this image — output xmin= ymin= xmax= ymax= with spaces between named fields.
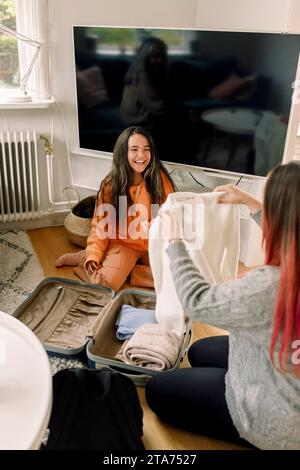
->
xmin=0 ymin=130 xmax=41 ymax=223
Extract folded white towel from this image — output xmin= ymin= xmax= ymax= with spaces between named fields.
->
xmin=119 ymin=323 xmax=182 ymax=371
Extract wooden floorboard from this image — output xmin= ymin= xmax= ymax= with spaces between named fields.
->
xmin=27 ymin=225 xmax=247 ymax=450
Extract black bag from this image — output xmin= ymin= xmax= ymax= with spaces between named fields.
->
xmin=44 ymin=367 xmax=145 ymax=450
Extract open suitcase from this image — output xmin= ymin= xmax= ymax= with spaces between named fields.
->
xmin=13 ymin=278 xmax=193 ymax=386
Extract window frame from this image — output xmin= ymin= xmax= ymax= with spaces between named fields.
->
xmin=0 ymin=0 xmax=50 ymax=102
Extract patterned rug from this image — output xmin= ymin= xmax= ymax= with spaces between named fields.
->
xmin=48 ymin=356 xmax=85 ymax=376
xmin=0 ymin=230 xmax=86 ymax=374
xmin=0 ymin=230 xmax=44 ymax=315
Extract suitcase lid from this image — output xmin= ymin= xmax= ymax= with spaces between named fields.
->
xmin=13 ymin=277 xmax=115 ymax=352
xmin=13 ymin=276 xmax=115 ymax=314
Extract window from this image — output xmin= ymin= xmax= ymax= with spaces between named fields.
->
xmin=0 ymin=0 xmax=19 ymax=92
xmin=0 ymin=0 xmax=50 ymax=102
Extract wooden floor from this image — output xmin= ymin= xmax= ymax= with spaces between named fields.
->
xmin=28 ymin=225 xmax=247 ymax=450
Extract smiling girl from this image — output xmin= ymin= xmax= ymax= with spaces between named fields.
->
xmin=56 ymin=127 xmax=175 ymax=291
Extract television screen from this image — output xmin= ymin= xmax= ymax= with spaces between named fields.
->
xmin=73 ymin=26 xmax=300 ymax=177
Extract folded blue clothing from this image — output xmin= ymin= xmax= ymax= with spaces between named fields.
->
xmin=115 ymin=304 xmax=157 ymax=340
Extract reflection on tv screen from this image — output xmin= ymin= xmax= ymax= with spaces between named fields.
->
xmin=73 ymin=26 xmax=300 ymax=177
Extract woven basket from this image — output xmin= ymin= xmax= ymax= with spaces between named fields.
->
xmin=64 ymin=195 xmax=96 ymax=248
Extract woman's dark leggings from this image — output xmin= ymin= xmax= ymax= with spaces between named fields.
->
xmin=145 ymin=335 xmax=254 ymax=448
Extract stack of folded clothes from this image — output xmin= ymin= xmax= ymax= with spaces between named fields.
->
xmin=117 ymin=323 xmax=182 ymax=371
xmin=115 ymin=305 xmax=182 ymax=371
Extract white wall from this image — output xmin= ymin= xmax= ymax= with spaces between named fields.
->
xmin=196 ymin=0 xmax=292 ymax=32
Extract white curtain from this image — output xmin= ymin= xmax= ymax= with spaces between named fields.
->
xmin=15 ymin=0 xmax=50 ymax=100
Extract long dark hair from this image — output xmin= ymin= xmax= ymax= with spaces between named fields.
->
xmin=124 ymin=37 xmax=168 ymax=85
xmin=263 ymin=161 xmax=300 ymax=375
xmin=98 ymin=126 xmax=174 ymax=214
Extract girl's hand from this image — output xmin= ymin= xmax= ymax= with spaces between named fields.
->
xmin=85 ymin=260 xmax=99 ymax=275
xmin=214 ymin=184 xmax=262 ymax=214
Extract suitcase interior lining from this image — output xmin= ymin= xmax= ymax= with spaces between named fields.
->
xmin=17 ymin=283 xmax=112 ymax=349
xmin=90 ymin=292 xmax=156 ymax=358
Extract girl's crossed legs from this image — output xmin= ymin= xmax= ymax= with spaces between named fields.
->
xmin=56 ymin=242 xmax=154 ymax=292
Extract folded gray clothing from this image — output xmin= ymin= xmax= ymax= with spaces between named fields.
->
xmin=115 ymin=304 xmax=157 ymax=340
xmin=119 ymin=323 xmax=182 ymax=371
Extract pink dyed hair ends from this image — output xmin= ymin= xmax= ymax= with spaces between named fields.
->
xmin=263 ymin=162 xmax=300 ymax=375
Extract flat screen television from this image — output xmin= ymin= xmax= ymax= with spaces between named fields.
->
xmin=73 ymin=26 xmax=300 ymax=177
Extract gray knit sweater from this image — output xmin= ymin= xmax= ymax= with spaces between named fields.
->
xmin=166 ymin=211 xmax=300 ymax=450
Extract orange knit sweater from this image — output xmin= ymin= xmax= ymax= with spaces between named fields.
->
xmin=85 ymin=171 xmax=174 ymax=266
